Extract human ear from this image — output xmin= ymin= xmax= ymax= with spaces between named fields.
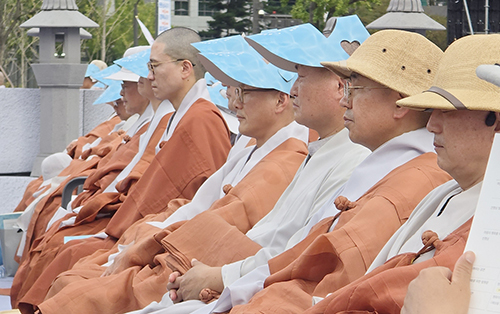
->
xmin=494 ymin=112 xmax=500 ymax=132
xmin=275 ymin=92 xmax=289 ymax=113
xmin=180 ymin=60 xmax=194 ymax=80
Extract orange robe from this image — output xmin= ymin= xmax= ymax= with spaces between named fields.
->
xmin=16 ymin=99 xmax=231 ymax=312
xmin=229 ymin=153 xmax=451 ymax=314
xmin=303 ymin=218 xmax=471 ymax=314
xmin=37 ymin=138 xmax=307 ymax=314
xmin=10 ymin=123 xmax=149 ymax=308
xmin=13 ymin=177 xmax=44 ymax=213
xmin=66 ymin=115 xmax=122 ymax=159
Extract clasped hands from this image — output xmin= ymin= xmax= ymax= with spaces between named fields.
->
xmin=167 ymin=259 xmax=223 ymax=303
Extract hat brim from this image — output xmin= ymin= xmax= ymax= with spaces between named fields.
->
xmin=105 ymin=68 xmax=140 ymax=82
xmin=397 ymin=88 xmax=500 ymax=112
xmin=321 ymin=60 xmax=352 ymax=79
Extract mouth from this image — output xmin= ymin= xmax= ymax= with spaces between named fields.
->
xmin=433 ymin=142 xmax=444 ymax=149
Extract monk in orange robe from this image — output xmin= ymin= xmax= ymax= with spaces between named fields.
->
xmin=36 ymin=33 xmax=308 ymax=314
xmin=15 ymin=29 xmax=232 ymax=313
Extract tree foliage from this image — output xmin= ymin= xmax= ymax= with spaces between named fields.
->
xmin=284 ymin=0 xmax=381 ymax=29
xmin=1 ymin=0 xmax=156 ymax=87
xmin=199 ymin=0 xmax=253 ymax=38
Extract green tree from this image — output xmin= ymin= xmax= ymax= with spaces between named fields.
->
xmin=284 ymin=0 xmax=381 ymax=29
xmin=199 ymin=0 xmax=252 ymax=38
xmin=1 ymin=0 xmax=157 ymax=87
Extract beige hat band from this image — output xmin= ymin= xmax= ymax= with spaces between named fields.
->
xmin=426 ymin=86 xmax=467 ymax=110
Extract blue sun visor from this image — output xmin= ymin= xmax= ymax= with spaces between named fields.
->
xmin=93 ymin=81 xmax=122 ymax=105
xmin=196 ymin=35 xmax=296 ymax=94
xmin=244 ymin=15 xmax=370 ymax=72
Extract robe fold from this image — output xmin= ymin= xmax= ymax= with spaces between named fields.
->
xmin=13 ymin=177 xmax=43 ymax=213
xmin=16 ymin=97 xmax=232 ymax=312
xmin=303 ymin=218 xmax=471 ymax=314
xmin=228 ymin=153 xmax=451 ymax=314
xmin=66 ymin=115 xmax=122 ymax=159
xmin=37 ymin=134 xmax=308 ymax=314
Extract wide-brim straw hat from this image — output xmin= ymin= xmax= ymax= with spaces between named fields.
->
xmin=397 ymin=34 xmax=500 ymax=111
xmin=321 ymin=29 xmax=443 ymax=97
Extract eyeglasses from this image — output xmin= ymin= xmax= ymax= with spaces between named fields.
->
xmin=234 ymin=86 xmax=275 ymax=104
xmin=343 ymin=80 xmax=389 ymax=103
xmin=147 ymin=59 xmax=195 ymax=75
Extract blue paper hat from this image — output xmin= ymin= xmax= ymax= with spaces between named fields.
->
xmin=92 ymin=64 xmax=121 ymax=87
xmin=245 ymin=15 xmax=369 ymax=72
xmin=196 ymin=35 xmax=297 ymax=94
xmin=205 ymin=72 xmax=228 ymax=109
xmin=115 ymin=48 xmax=151 ymax=78
xmin=192 ymin=35 xmax=249 ymax=54
xmin=106 ymin=46 xmax=150 ymax=82
xmin=93 ymin=81 xmax=122 ymax=105
xmin=85 ymin=63 xmax=100 ymax=78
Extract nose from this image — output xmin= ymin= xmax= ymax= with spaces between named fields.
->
xmin=426 ymin=109 xmax=442 ymax=134
xmin=340 ymin=94 xmax=351 ymax=109
xmin=289 ymin=80 xmax=298 ymax=99
xmin=147 ymin=71 xmax=155 ymax=81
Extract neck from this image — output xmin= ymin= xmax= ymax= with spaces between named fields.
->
xmin=171 ymin=79 xmax=197 ymax=110
xmin=255 ymin=119 xmax=292 ymax=148
xmin=151 ymin=98 xmax=162 ymax=112
xmin=318 ymin=124 xmax=344 ymax=139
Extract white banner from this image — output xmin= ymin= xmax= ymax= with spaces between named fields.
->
xmin=158 ymin=0 xmax=172 ymax=35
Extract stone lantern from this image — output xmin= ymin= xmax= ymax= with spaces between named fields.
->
xmin=366 ymin=0 xmax=445 ymax=35
xmin=20 ymin=0 xmax=98 ymax=176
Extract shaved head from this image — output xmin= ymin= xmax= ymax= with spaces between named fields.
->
xmin=156 ymin=27 xmax=206 ymax=80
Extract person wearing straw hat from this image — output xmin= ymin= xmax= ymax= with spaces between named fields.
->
xmin=36 ymin=34 xmax=309 ymax=314
xmin=209 ymin=29 xmax=452 ymax=314
xmin=293 ymin=33 xmax=500 ymax=314
xmin=397 ymin=59 xmax=500 ymax=314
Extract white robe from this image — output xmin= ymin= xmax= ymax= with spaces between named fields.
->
xmin=125 ymin=128 xmax=371 ymax=314
xmin=154 ymin=128 xmax=436 ymax=314
xmin=105 ymin=121 xmax=309 ymax=267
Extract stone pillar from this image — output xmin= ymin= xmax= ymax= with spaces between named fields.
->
xmin=20 ymin=0 xmax=98 ymax=176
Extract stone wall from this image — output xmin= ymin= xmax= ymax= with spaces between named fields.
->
xmin=0 ymin=88 xmax=114 ymax=174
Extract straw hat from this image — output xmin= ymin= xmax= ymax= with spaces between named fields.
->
xmin=321 ymin=29 xmax=443 ymax=97
xmin=397 ymin=34 xmax=500 ymax=111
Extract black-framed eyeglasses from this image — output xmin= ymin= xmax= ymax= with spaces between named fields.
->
xmin=234 ymin=86 xmax=276 ymax=104
xmin=147 ymin=59 xmax=196 ymax=75
xmin=343 ymin=80 xmax=389 ymax=103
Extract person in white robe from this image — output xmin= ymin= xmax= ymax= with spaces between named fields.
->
xmin=399 ymin=61 xmax=500 ymax=314
xmin=153 ymin=27 xmax=445 ymax=314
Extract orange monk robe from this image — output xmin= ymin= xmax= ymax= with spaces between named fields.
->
xmin=303 ymin=219 xmax=471 ymax=314
xmin=13 ymin=115 xmax=122 ymax=214
xmin=229 ymin=153 xmax=452 ymax=314
xmin=13 ymin=177 xmax=44 ymax=213
xmin=66 ymin=115 xmax=122 ymax=159
xmin=16 ymin=99 xmax=231 ymax=311
xmin=37 ymin=138 xmax=308 ymax=314
xmin=10 ymin=114 xmax=170 ymax=309
xmin=10 ymin=123 xmax=150 ymax=308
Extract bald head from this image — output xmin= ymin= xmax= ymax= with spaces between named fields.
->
xmin=156 ymin=27 xmax=206 ymax=80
